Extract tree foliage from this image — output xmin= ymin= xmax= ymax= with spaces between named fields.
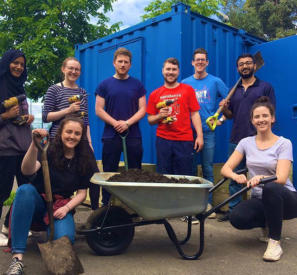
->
xmin=0 ymin=0 xmax=119 ymax=100
xmin=142 ymin=0 xmax=223 ymax=20
xmin=223 ymin=0 xmax=297 ymax=40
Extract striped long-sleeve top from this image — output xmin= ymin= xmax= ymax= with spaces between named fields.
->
xmin=42 ymin=83 xmax=89 ymax=138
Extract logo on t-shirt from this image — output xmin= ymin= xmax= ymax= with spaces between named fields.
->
xmin=168 ymin=103 xmax=180 ymax=122
xmin=195 ymin=88 xmax=210 ymax=104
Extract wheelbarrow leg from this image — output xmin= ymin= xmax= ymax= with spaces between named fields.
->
xmin=163 ymin=218 xmax=205 ymax=260
xmin=163 ymin=217 xmax=193 ymax=245
xmin=178 ymin=217 xmax=193 ymax=245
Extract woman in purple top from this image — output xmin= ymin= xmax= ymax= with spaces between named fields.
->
xmin=0 ymin=49 xmax=34 ymax=246
xmin=221 ymin=96 xmax=297 ymax=262
xmin=43 ymin=57 xmax=99 ymax=210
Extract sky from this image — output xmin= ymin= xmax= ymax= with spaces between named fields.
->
xmin=106 ymin=1 xmax=227 ymax=29
xmin=106 ymin=0 xmax=152 ymax=29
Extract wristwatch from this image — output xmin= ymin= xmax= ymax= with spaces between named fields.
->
xmin=219 ymin=117 xmax=225 ymax=124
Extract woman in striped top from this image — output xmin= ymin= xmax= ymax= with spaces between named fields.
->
xmin=42 ymin=57 xmax=100 ymax=210
xmin=42 ymin=57 xmax=90 ymax=140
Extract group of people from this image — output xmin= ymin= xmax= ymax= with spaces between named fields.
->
xmin=0 ymin=45 xmax=295 ymax=274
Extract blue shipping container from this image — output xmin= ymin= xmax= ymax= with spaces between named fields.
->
xmin=250 ymin=35 xmax=297 ymax=186
xmin=75 ymin=3 xmax=265 ymax=165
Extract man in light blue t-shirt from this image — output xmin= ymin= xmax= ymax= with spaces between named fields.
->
xmin=182 ymin=48 xmax=228 ymax=217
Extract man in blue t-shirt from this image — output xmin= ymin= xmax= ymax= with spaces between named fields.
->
xmin=182 ymin=48 xmax=229 ymax=218
xmin=219 ymin=53 xmax=276 ymax=221
xmin=95 ymin=47 xmax=146 ymax=205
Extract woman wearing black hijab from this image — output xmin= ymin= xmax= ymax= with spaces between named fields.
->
xmin=0 ymin=49 xmax=34 ymax=246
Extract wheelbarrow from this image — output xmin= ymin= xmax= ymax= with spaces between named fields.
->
xmin=77 ymin=169 xmax=276 ymax=260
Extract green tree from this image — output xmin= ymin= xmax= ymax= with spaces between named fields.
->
xmin=223 ymin=0 xmax=297 ymax=40
xmin=142 ymin=0 xmax=223 ymax=21
xmin=0 ymin=0 xmax=120 ymax=100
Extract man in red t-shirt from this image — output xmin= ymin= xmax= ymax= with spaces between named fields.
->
xmin=147 ymin=57 xmax=203 ymax=175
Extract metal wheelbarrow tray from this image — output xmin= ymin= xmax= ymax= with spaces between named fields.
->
xmin=91 ymin=172 xmax=212 ymax=220
xmin=77 ymin=170 xmax=276 ymax=260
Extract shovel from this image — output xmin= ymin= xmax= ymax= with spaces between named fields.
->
xmin=33 ymin=133 xmax=84 ymax=275
xmin=119 ymin=130 xmax=129 ymax=171
xmin=81 ymin=131 xmax=130 ymax=231
xmin=206 ymin=51 xmax=265 ymax=131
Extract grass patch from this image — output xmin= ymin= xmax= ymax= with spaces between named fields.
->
xmin=4 ymin=191 xmax=16 ymax=206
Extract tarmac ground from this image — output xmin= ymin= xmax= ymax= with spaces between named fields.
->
xmin=1 ymin=205 xmax=297 ymax=275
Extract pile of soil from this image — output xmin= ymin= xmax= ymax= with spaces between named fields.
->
xmin=108 ymin=169 xmax=202 ymax=184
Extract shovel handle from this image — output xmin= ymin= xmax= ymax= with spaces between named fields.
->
xmin=119 ymin=131 xmax=129 ymax=171
xmin=206 ymin=51 xmax=265 ymax=131
xmin=33 ymin=132 xmax=55 ymax=241
xmin=33 ymin=133 xmax=52 ymax=201
xmin=206 ymin=78 xmax=241 ymax=131
xmin=205 ymin=112 xmax=219 ymax=131
xmin=33 ymin=131 xmax=50 ymax=153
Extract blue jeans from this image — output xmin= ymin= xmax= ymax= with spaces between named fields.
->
xmin=228 ymin=143 xmax=246 ymax=211
xmin=156 ymin=137 xmax=193 ymax=175
xmin=11 ymin=184 xmax=75 ymax=254
xmin=192 ymin=131 xmax=215 ymax=204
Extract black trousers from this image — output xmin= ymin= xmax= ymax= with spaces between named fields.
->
xmin=230 ymin=182 xmax=297 ymax=240
xmin=0 ymin=155 xmax=28 ymax=226
xmin=101 ymin=136 xmax=143 ymax=206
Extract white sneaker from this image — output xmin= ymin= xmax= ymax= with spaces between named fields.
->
xmin=2 ymin=224 xmax=9 ymax=235
xmin=263 ymin=238 xmax=283 ymax=261
xmin=259 ymin=227 xmax=269 ymax=243
xmin=0 ymin=233 xmax=8 ymax=247
xmin=2 ymin=225 xmax=32 ymax=238
xmin=206 ymin=203 xmax=216 ymax=219
xmin=191 ymin=217 xmax=199 ymax=225
xmin=4 ymin=257 xmax=24 ymax=275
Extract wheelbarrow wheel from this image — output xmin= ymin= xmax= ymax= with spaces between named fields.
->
xmin=86 ymin=206 xmax=135 ymax=256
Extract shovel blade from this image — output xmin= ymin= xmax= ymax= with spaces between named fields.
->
xmin=38 ymin=236 xmax=84 ymax=275
xmin=254 ymin=51 xmax=264 ymax=71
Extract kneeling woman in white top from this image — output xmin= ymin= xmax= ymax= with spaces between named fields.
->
xmin=221 ymin=96 xmax=297 ymax=262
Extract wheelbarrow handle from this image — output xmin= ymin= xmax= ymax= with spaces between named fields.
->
xmin=205 ymin=175 xmax=277 ymax=218
xmin=225 ymin=175 xmax=277 ymax=203
xmin=209 ymin=168 xmax=248 ymax=193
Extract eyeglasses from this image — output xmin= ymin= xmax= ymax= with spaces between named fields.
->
xmin=194 ymin=58 xmax=207 ymax=62
xmin=238 ymin=61 xmax=254 ymax=67
xmin=66 ymin=66 xmax=81 ymax=72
